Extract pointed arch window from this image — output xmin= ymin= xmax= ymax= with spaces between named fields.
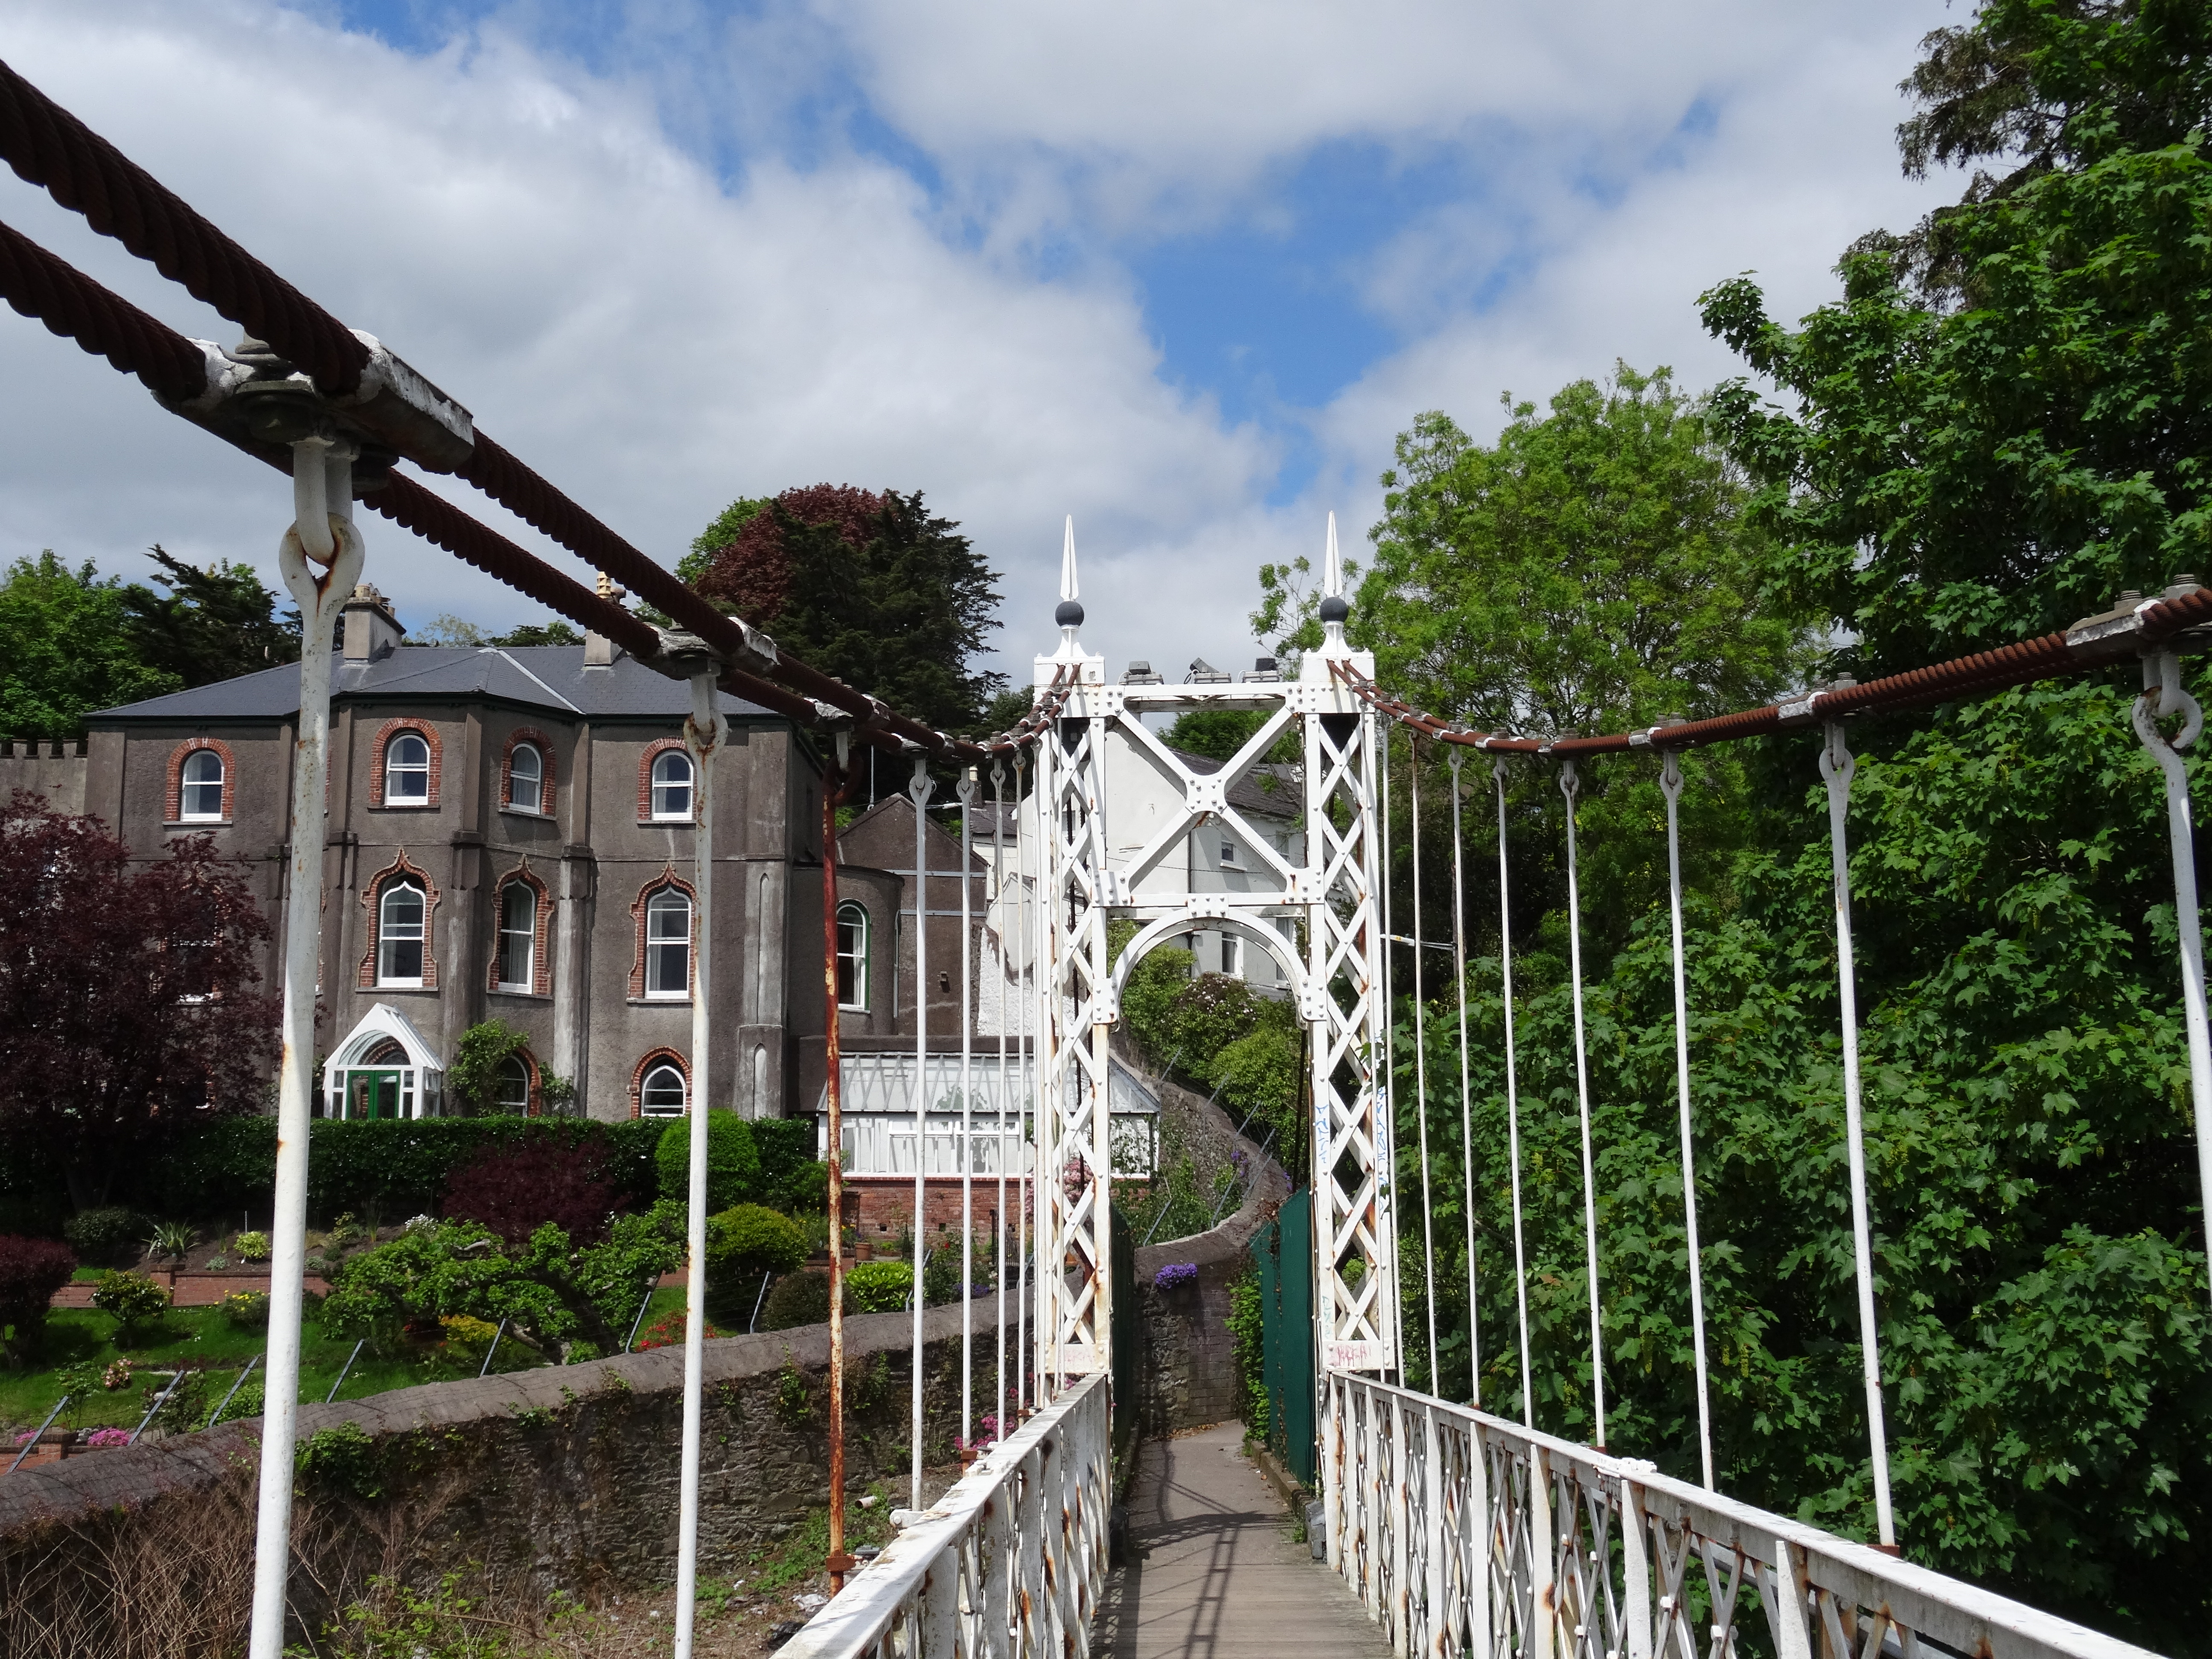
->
xmin=378 ymin=880 xmax=427 ymax=986
xmin=496 ymin=1054 xmax=534 ymax=1115
xmin=645 ymin=885 xmax=692 ymax=999
xmin=640 ymin=1060 xmax=687 ymax=1117
xmin=497 ymin=881 xmax=536 ymax=992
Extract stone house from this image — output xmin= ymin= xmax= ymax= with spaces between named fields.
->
xmin=3 ymin=584 xmax=843 ymax=1124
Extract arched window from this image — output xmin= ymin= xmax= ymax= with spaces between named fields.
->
xmin=496 ymin=1054 xmax=533 ymax=1115
xmin=180 ymin=749 xmax=224 ymax=821
xmin=496 ymin=881 xmax=536 ymax=991
xmin=836 ymin=901 xmax=869 ymax=1010
xmin=385 ymin=731 xmax=431 ymax=804
xmin=509 ymin=742 xmax=544 ymax=814
xmin=378 ymin=880 xmax=426 ymax=986
xmin=645 ymin=886 xmax=692 ymax=998
xmin=640 ymin=1060 xmax=687 ymax=1117
xmin=650 ymin=749 xmax=694 ymax=820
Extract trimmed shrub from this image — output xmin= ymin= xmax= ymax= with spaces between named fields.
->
xmin=442 ymin=1140 xmax=626 ymax=1247
xmin=759 ymin=1267 xmax=831 ymax=1331
xmin=656 ymin=1113 xmax=760 ymax=1213
xmin=704 ymin=1205 xmax=808 ymax=1321
xmin=751 ymin=1117 xmax=816 ymax=1202
xmin=843 ymin=1259 xmax=914 ymax=1314
xmin=90 ymin=1269 xmax=171 ymax=1339
xmin=0 ymin=1234 xmax=76 ymax=1359
xmin=233 ymin=1230 xmax=271 ymax=1261
xmin=63 ymin=1206 xmax=146 ymax=1267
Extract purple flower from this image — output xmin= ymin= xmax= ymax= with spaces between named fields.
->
xmin=1154 ymin=1262 xmax=1199 ymax=1290
xmin=84 ymin=1428 xmax=131 ymax=1449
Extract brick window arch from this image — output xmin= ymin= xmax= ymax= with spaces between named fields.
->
xmin=628 ymin=867 xmax=697 ymax=999
xmin=630 ymin=1048 xmax=690 ymax=1119
xmin=637 ymin=736 xmax=695 ymax=823
xmin=501 ymin=725 xmax=558 ymax=815
xmin=370 ymin=719 xmax=443 ymax=808
xmin=358 ymin=851 xmax=442 ymax=989
xmin=165 ymin=736 xmax=236 ymax=824
xmin=489 ymin=860 xmax=554 ymax=996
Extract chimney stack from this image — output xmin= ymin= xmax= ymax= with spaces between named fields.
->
xmin=585 ymin=570 xmax=626 ymax=668
xmin=341 ymin=584 xmax=405 ymax=661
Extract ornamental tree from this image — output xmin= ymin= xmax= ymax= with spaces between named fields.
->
xmin=0 ymin=793 xmax=279 ymax=1208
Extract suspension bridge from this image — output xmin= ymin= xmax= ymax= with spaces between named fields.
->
xmin=0 ymin=54 xmax=2203 ymax=1659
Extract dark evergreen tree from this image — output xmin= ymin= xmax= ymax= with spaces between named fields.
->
xmin=120 ymin=545 xmax=300 ymax=688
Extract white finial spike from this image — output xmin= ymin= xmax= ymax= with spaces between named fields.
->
xmin=1323 ymin=511 xmax=1342 ymax=598
xmin=1060 ymin=516 xmax=1079 ymax=602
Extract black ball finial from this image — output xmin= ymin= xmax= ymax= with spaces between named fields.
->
xmin=1318 ymin=594 xmax=1349 ymax=624
xmin=1056 ymin=599 xmax=1085 ymax=627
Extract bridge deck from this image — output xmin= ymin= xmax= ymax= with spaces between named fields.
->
xmin=1095 ymin=1423 xmax=1386 ymax=1659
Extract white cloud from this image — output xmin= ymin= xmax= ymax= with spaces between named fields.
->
xmin=0 ymin=0 xmax=1959 ymax=701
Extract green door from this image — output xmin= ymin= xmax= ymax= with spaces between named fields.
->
xmin=345 ymin=1069 xmax=401 ymax=1120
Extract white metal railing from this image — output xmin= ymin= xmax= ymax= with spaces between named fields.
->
xmin=784 ymin=1372 xmax=1111 ymax=1659
xmin=1324 ymin=1373 xmax=2163 ymax=1659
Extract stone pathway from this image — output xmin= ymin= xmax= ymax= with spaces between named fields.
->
xmin=1094 ymin=1423 xmax=1387 ymax=1659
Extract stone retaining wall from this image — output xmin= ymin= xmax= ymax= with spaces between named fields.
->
xmin=0 ymin=1301 xmax=1004 ymax=1656
xmin=1124 ymin=1053 xmax=1289 ymax=1435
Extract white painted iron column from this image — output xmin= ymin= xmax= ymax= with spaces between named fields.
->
xmin=674 ymin=667 xmax=728 ymax=1659
xmin=2134 ymin=646 xmax=2212 ymax=1305
xmin=1659 ymin=743 xmax=1715 ymax=1490
xmin=249 ymin=434 xmax=364 ymax=1659
xmin=909 ymin=754 xmax=935 ymax=1506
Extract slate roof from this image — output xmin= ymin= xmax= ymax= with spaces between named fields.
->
xmin=89 ymin=646 xmax=778 ymax=724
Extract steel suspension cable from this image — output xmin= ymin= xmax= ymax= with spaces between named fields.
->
xmin=957 ymin=768 xmax=978 ymax=1454
xmin=1448 ymin=746 xmax=1480 ymax=1406
xmin=1015 ymin=749 xmax=1033 ymax=1417
xmin=1819 ymin=722 xmax=1897 ymax=1547
xmin=1493 ymin=760 xmax=1535 ymax=1431
xmin=992 ymin=760 xmax=1010 ymax=1444
xmin=1659 ymin=748 xmax=1716 ymax=1490
xmin=1409 ymin=734 xmax=1440 ymax=1387
xmin=908 ymin=757 xmax=934 ymax=1508
xmin=1558 ymin=759 xmax=1607 ymax=1449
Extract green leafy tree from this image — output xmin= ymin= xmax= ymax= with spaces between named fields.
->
xmin=688 ymin=485 xmax=1007 ymax=733
xmin=0 ymin=553 xmax=179 ymax=738
xmin=118 ymin=545 xmax=300 ymax=687
xmin=656 ymin=1112 xmax=762 ymax=1213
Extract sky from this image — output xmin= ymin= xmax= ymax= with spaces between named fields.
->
xmin=0 ymin=0 xmax=1959 ymax=697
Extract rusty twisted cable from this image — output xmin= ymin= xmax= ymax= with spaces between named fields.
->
xmin=0 ymin=215 xmax=205 ymax=398
xmin=0 ymin=57 xmax=371 ymax=395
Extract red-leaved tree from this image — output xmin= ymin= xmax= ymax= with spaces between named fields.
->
xmin=441 ymin=1140 xmax=628 ymax=1248
xmin=692 ymin=483 xmax=885 ymax=628
xmin=0 ymin=792 xmax=279 ymax=1207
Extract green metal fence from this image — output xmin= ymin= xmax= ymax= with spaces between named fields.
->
xmin=1253 ymin=1187 xmax=1316 ymax=1487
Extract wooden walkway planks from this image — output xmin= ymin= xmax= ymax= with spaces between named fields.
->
xmin=1094 ymin=1423 xmax=1389 ymax=1659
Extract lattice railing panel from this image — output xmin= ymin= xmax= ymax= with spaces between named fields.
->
xmin=1324 ymin=1375 xmax=2161 ymax=1659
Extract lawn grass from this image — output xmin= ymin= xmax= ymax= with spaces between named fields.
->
xmin=2 ymin=1304 xmax=550 ymax=1434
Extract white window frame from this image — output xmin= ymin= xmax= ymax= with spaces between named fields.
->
xmin=385 ymin=731 xmax=431 ymax=805
xmin=1223 ymin=932 xmax=1244 ymax=980
xmin=640 ymin=1061 xmax=687 ymax=1117
xmin=650 ymin=749 xmax=694 ymax=821
xmin=495 ymin=881 xmax=535 ymax=993
xmin=1221 ymin=838 xmax=1237 ymax=865
xmin=180 ymin=749 xmax=224 ymax=822
xmin=495 ymin=1054 xmax=533 ymax=1115
xmin=508 ymin=742 xmax=544 ymax=815
xmin=377 ymin=879 xmax=427 ymax=987
xmin=836 ymin=901 xmax=870 ymax=1011
xmin=644 ymin=885 xmax=692 ymax=1000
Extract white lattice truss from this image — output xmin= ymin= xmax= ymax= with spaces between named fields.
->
xmin=1028 ymin=648 xmax=1400 ymax=1386
xmin=781 ymin=1374 xmax=1111 ymax=1659
xmin=1323 ymin=1373 xmax=2160 ymax=1659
